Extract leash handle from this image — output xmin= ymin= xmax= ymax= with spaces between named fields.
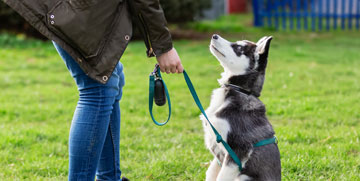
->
xmin=149 ymin=66 xmax=171 ymax=126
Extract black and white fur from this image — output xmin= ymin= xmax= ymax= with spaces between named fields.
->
xmin=201 ymin=35 xmax=281 ymax=181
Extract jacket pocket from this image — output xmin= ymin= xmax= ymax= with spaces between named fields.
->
xmin=48 ymin=0 xmax=122 ymax=58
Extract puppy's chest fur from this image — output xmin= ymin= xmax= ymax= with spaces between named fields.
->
xmin=200 ymin=88 xmax=231 ymax=162
xmin=201 ymin=87 xmax=268 ymax=164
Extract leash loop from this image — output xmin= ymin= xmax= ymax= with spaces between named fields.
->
xmin=149 ymin=65 xmax=171 ymax=126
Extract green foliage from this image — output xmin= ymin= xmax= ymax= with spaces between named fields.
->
xmin=0 ymin=2 xmax=46 ymax=39
xmin=159 ymin=0 xmax=211 ymax=23
xmin=0 ymin=30 xmax=360 ymax=180
xmin=187 ymin=14 xmax=254 ymax=33
xmin=0 ymin=2 xmax=23 ymax=27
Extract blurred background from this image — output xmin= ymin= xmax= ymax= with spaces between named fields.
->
xmin=1 ymin=0 xmax=360 ymax=38
xmin=0 ymin=0 xmax=249 ymax=39
xmin=0 ymin=0 xmax=359 ymax=180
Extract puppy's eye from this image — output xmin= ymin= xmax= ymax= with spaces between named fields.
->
xmin=231 ymin=44 xmax=241 ymax=49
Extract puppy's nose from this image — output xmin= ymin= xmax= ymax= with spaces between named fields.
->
xmin=212 ymin=34 xmax=219 ymax=40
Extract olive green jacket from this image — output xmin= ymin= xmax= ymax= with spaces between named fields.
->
xmin=3 ymin=0 xmax=173 ymax=84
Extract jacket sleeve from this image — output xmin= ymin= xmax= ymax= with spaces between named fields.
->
xmin=128 ymin=0 xmax=173 ymax=57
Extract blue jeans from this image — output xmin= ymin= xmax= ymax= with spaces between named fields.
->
xmin=53 ymin=42 xmax=125 ymax=181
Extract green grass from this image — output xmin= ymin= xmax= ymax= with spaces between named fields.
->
xmin=186 ymin=14 xmax=258 ymax=33
xmin=1 ymin=26 xmax=360 ymax=180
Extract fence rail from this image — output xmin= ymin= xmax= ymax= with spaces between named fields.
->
xmin=253 ymin=0 xmax=360 ymax=30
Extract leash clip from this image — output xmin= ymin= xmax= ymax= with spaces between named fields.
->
xmin=150 ymin=64 xmax=161 ymax=79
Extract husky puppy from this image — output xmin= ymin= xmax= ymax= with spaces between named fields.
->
xmin=201 ymin=35 xmax=281 ymax=181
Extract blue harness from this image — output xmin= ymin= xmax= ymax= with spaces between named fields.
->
xmin=149 ymin=65 xmax=277 ymax=171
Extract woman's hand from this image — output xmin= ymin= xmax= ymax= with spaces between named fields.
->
xmin=156 ymin=48 xmax=184 ymax=74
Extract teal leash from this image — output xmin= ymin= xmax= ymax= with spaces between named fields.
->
xmin=182 ymin=70 xmax=243 ymax=170
xmin=149 ymin=66 xmax=277 ymax=171
xmin=149 ymin=67 xmax=171 ymax=126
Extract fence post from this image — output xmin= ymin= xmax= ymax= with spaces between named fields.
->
xmin=289 ymin=0 xmax=294 ymax=30
xmin=281 ymin=0 xmax=287 ymax=30
xmin=341 ymin=0 xmax=346 ymax=29
xmin=348 ymin=0 xmax=353 ymax=29
xmin=326 ymin=0 xmax=330 ymax=31
xmin=334 ymin=0 xmax=338 ymax=29
xmin=357 ymin=0 xmax=360 ymax=29
xmin=296 ymin=0 xmax=301 ymax=30
xmin=304 ymin=0 xmax=309 ymax=30
xmin=318 ymin=0 xmax=323 ymax=31
xmin=274 ymin=1 xmax=279 ymax=30
xmin=311 ymin=0 xmax=316 ymax=31
xmin=266 ymin=0 xmax=272 ymax=27
xmin=253 ymin=0 xmax=263 ymax=26
xmin=252 ymin=0 xmax=359 ymax=31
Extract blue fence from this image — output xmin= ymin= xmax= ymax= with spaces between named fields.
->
xmin=253 ymin=0 xmax=360 ymax=30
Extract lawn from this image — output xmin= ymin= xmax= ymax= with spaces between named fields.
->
xmin=0 ymin=25 xmax=360 ymax=180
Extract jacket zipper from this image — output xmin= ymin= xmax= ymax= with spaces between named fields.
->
xmin=138 ymin=13 xmax=156 ymax=57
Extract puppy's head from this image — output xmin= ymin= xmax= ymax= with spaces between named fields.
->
xmin=210 ymin=35 xmax=273 ymax=96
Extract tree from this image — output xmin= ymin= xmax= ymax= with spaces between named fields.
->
xmin=160 ymin=0 xmax=211 ymax=23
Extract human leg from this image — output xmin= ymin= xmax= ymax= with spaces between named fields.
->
xmin=96 ymin=65 xmax=125 ymax=180
xmin=53 ymin=42 xmax=123 ymax=181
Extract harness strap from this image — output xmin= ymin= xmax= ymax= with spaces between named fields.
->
xmin=224 ymin=83 xmax=253 ymax=96
xmin=254 ymin=136 xmax=278 ymax=147
xmin=149 ymin=67 xmax=277 ymax=171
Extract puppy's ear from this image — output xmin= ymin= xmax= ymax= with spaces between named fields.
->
xmin=256 ymin=36 xmax=272 ymax=72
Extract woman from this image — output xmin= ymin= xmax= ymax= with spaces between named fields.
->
xmin=4 ymin=0 xmax=183 ymax=180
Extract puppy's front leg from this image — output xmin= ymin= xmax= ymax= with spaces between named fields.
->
xmin=216 ymin=154 xmax=241 ymax=181
xmin=206 ymin=158 xmax=221 ymax=181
